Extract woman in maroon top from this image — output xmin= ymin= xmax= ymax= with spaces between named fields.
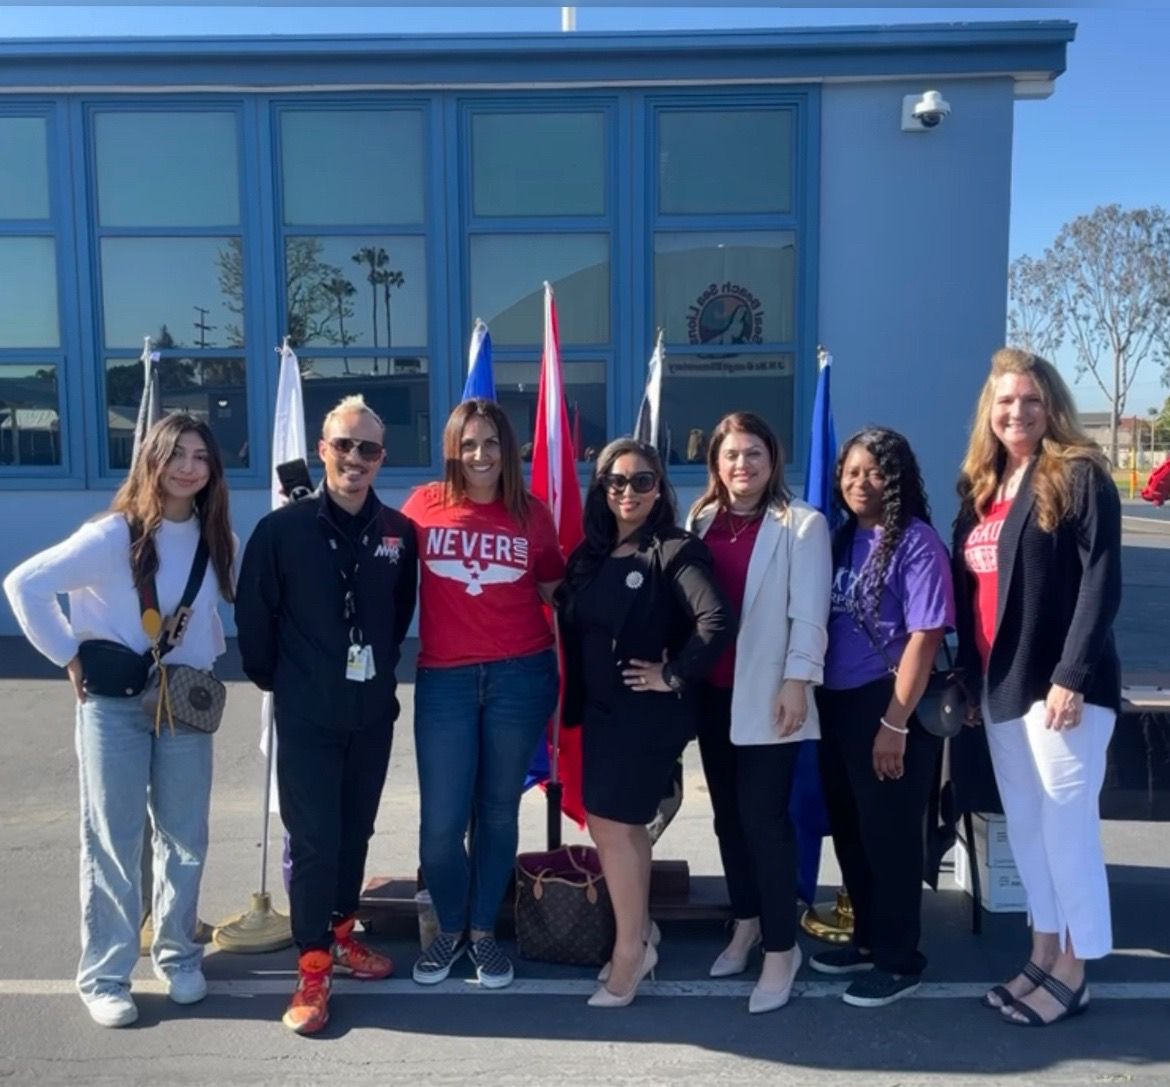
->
xmin=687 ymin=413 xmax=831 ymax=1015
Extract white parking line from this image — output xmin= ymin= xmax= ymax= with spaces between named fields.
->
xmin=1 ymin=978 xmax=1168 ymax=1000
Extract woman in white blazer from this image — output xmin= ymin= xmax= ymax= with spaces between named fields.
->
xmin=687 ymin=412 xmax=831 ymax=1015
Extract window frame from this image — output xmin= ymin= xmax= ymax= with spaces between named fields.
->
xmin=271 ymin=96 xmax=441 ymax=479
xmin=0 ymin=101 xmax=84 ymax=487
xmin=82 ymin=98 xmax=269 ymax=487
xmin=635 ymin=89 xmax=820 ymax=487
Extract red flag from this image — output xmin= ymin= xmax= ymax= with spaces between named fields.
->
xmin=530 ymin=283 xmax=587 ymax=828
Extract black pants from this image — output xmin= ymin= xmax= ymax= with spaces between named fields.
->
xmin=815 ymin=679 xmax=941 ymax=976
xmin=696 ymin=684 xmax=800 ymax=953
xmin=277 ymin=719 xmax=394 ymax=953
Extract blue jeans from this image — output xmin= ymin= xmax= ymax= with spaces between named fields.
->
xmin=75 ymin=695 xmax=213 ymax=997
xmin=415 ymin=649 xmax=558 ymax=933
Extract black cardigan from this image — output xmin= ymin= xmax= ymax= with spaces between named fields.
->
xmin=952 ymin=457 xmax=1122 ymax=720
xmin=557 ymin=526 xmax=732 ymax=731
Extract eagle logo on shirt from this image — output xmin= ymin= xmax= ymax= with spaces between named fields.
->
xmin=425 ymin=559 xmax=525 ymax=597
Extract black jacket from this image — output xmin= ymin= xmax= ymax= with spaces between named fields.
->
xmin=235 ymin=487 xmax=418 ymax=735
xmin=557 ymin=527 xmax=732 ymax=736
xmin=953 ymin=457 xmax=1122 ymax=720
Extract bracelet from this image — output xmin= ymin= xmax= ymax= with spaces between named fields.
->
xmin=880 ymin=717 xmax=909 ymax=735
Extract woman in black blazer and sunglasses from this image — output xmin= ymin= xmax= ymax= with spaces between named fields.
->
xmin=557 ymin=438 xmax=731 ymax=1009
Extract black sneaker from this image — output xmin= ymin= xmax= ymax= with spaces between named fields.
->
xmin=809 ymin=945 xmax=875 ymax=976
xmin=468 ymin=936 xmax=514 ymax=990
xmin=842 ymin=969 xmax=921 ymax=1007
xmin=412 ymin=933 xmax=466 ymax=986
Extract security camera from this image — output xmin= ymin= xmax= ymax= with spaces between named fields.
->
xmin=902 ymin=90 xmax=951 ymax=132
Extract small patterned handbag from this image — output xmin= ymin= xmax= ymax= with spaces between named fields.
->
xmin=514 ymin=845 xmax=616 ymax=966
xmin=151 ymin=663 xmax=226 ymax=734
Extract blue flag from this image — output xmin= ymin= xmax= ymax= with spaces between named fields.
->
xmin=461 ymin=319 xmax=495 ymax=401
xmin=790 ymin=348 xmax=839 ymax=905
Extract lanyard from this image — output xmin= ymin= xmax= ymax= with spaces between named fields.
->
xmin=323 ymin=521 xmax=370 ymax=647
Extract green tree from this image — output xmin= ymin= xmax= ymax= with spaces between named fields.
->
xmin=1010 ymin=204 xmax=1170 ymax=465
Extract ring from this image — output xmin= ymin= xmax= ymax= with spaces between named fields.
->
xmin=639 ymin=677 xmax=646 ymax=686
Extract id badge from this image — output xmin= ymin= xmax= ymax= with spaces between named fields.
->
xmin=345 ymin=644 xmax=367 ymax=683
xmin=363 ymin=645 xmax=377 ymax=681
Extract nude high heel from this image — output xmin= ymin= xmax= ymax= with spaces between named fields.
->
xmin=598 ymin=920 xmax=661 ymax=982
xmin=748 ymin=945 xmax=803 ymax=1015
xmin=588 ymin=942 xmax=658 ymax=1008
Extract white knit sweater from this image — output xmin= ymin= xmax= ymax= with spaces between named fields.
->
xmin=3 ymin=514 xmax=227 ymax=671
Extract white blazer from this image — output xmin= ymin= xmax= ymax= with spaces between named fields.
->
xmin=689 ymin=499 xmax=832 ymax=746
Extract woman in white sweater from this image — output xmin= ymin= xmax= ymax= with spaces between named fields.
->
xmin=687 ymin=412 xmax=832 ymax=1015
xmin=4 ymin=413 xmax=236 ymax=1028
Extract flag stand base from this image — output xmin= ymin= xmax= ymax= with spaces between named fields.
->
xmin=212 ymin=892 xmax=294 ymax=954
xmin=800 ymin=889 xmax=854 ymax=944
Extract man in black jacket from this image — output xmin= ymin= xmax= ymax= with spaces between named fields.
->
xmin=236 ymin=395 xmax=417 ymax=1035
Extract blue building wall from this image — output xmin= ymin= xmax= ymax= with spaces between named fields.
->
xmin=0 ymin=25 xmax=1069 ymax=636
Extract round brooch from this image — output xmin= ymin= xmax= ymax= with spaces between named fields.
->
xmin=625 ymin=571 xmax=644 ymax=590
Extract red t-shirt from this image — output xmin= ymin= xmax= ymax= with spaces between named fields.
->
xmin=403 ymin=484 xmax=566 ymax=668
xmin=963 ymin=498 xmax=1012 ymax=673
xmin=703 ymin=510 xmax=764 ymax=688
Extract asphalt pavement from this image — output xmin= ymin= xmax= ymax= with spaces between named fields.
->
xmin=0 ymin=513 xmax=1167 ymax=1086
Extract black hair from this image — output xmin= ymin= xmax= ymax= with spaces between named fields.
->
xmin=832 ymin=426 xmax=932 ymax=618
xmin=566 ymin=437 xmax=677 ymax=589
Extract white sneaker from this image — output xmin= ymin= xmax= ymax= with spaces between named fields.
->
xmin=155 ymin=965 xmax=208 ymax=1005
xmin=83 ymin=989 xmax=138 ymax=1028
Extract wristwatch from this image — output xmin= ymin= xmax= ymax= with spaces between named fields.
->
xmin=662 ymin=662 xmax=684 ymax=693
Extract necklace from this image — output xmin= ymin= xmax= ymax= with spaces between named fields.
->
xmin=724 ymin=508 xmax=760 ymax=544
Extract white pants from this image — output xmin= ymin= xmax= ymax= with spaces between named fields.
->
xmin=984 ymin=698 xmax=1116 ymax=959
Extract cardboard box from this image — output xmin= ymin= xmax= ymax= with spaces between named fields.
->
xmin=954 ymin=843 xmax=1028 ymax=913
xmin=968 ymin=813 xmax=1015 ymax=868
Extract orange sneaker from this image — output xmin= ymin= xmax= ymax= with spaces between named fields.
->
xmin=331 ymin=916 xmax=394 ymax=980
xmin=282 ymin=950 xmax=332 ymax=1035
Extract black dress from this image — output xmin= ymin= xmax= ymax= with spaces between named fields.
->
xmin=575 ymin=553 xmax=697 ymax=824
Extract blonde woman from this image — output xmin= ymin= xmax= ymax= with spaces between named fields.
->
xmin=687 ymin=412 xmax=831 ymax=1015
xmin=954 ymin=348 xmax=1122 ymax=1027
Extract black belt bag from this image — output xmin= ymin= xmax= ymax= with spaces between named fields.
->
xmin=77 ymin=639 xmax=152 ymax=698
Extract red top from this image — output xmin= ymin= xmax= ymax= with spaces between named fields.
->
xmin=703 ymin=509 xmax=764 ymax=688
xmin=963 ymin=498 xmax=1013 ymax=673
xmin=403 ymin=484 xmax=566 ymax=668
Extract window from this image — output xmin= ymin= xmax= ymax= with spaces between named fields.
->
xmin=492 ymin=361 xmax=607 ymax=461
xmin=0 ymin=115 xmax=65 ymax=474
xmin=650 ymin=103 xmax=803 ymax=464
xmin=277 ymin=106 xmax=431 ymax=464
xmin=92 ymin=107 xmax=249 ymax=473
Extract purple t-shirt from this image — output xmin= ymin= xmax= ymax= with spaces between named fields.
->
xmin=823 ymin=517 xmax=955 ymax=690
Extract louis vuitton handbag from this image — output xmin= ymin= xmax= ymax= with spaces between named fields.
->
xmin=514 ymin=845 xmax=615 ymax=966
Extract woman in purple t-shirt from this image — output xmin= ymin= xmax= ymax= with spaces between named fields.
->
xmin=809 ymin=427 xmax=955 ymax=1008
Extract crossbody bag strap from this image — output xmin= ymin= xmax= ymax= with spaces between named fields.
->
xmin=127 ymin=517 xmax=210 ymax=659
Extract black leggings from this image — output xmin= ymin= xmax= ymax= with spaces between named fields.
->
xmin=696 ymin=684 xmax=800 ymax=953
xmin=816 ymin=678 xmax=942 ymax=976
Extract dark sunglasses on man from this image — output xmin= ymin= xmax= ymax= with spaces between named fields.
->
xmin=325 ymin=436 xmax=384 ymax=462
xmin=603 ymin=470 xmax=657 ymax=495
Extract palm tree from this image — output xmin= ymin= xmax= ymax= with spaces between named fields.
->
xmin=353 ymin=246 xmax=389 ymax=371
xmin=322 ymin=276 xmax=357 ymax=374
xmin=375 ymin=267 xmax=406 ymax=369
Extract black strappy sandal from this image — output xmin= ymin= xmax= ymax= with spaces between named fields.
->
xmin=981 ymin=960 xmax=1047 ymax=1010
xmin=1002 ymin=972 xmax=1089 ymax=1027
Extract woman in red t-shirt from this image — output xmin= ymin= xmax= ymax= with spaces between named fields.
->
xmin=402 ymin=399 xmax=564 ymax=991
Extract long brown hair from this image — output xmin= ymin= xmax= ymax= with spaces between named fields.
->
xmin=109 ymin=414 xmax=235 ymax=601
xmin=957 ymin=347 xmax=1107 ymax=532
xmin=441 ymin=399 xmax=531 ymax=525
xmin=689 ymin=411 xmax=790 ymax=522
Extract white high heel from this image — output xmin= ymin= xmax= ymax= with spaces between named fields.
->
xmin=709 ymin=920 xmax=762 ymax=978
xmin=748 ymin=945 xmax=803 ymax=1015
xmin=588 ymin=942 xmax=658 ymax=1008
xmin=598 ymin=920 xmax=661 ymax=982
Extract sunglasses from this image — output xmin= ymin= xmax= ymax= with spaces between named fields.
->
xmin=325 ymin=436 xmax=384 ymax=462
xmin=603 ymin=471 xmax=658 ymax=495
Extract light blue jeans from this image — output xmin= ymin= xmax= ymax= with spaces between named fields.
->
xmin=75 ymin=694 xmax=213 ymax=997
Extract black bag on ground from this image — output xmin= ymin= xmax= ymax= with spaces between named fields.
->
xmin=77 ymin=640 xmax=151 ymax=698
xmin=514 ymin=845 xmax=615 ymax=967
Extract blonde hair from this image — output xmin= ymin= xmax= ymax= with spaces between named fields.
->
xmin=957 ymin=347 xmax=1107 ymax=532
xmin=322 ymin=394 xmax=385 ymax=437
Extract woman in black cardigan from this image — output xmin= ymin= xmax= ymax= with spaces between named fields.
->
xmin=558 ymin=438 xmax=731 ymax=1008
xmin=954 ymin=348 xmax=1122 ymax=1027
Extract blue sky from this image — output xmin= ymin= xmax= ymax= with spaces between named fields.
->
xmin=3 ymin=5 xmax=1168 ymax=414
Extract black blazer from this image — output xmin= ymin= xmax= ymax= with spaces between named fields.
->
xmin=953 ymin=457 xmax=1122 ymax=721
xmin=557 ymin=527 xmax=732 ymax=736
